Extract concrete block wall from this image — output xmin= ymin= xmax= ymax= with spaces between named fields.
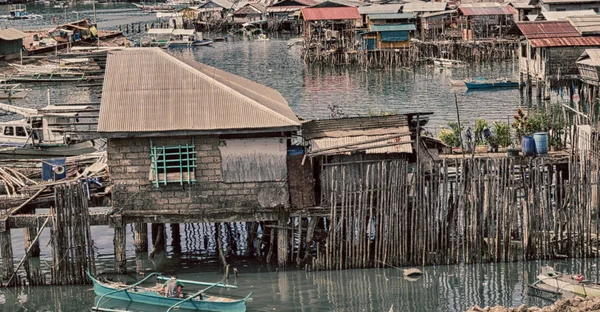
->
xmin=107 ymin=135 xmax=289 ymax=216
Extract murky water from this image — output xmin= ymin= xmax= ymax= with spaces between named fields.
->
xmin=0 ymin=5 xmax=585 ymax=312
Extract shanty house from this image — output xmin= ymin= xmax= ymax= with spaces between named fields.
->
xmin=577 ymin=49 xmax=600 ymax=85
xmin=267 ymin=0 xmax=317 ymax=20
xmin=362 ymin=24 xmax=416 ymax=50
xmin=197 ymin=0 xmax=233 ymax=21
xmin=539 ymin=0 xmax=600 ymax=12
xmin=457 ymin=3 xmax=518 ymax=39
xmin=508 ymin=1 xmax=537 ymax=21
xmin=98 ymin=48 xmax=301 ymax=222
xmin=234 ymin=3 xmax=266 ymax=24
xmin=540 ymin=10 xmax=596 ymax=21
xmin=301 ymin=6 xmax=361 ymax=50
xmin=0 ymin=28 xmax=27 ymax=58
xmin=357 ymin=4 xmax=403 ymax=26
xmin=516 ymin=19 xmax=600 ymax=85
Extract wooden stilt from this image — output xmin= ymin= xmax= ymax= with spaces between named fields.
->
xmin=150 ymin=223 xmax=165 ymax=257
xmin=114 ymin=225 xmax=126 ymax=274
xmin=277 ymin=213 xmax=289 ymax=267
xmin=171 ymin=223 xmax=181 ymax=254
xmin=0 ymin=229 xmax=14 ymax=281
xmin=133 ymin=223 xmax=148 ymax=254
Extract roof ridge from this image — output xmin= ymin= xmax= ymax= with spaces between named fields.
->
xmin=151 ymin=48 xmax=300 ymax=126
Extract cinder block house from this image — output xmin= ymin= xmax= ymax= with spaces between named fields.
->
xmin=98 ymin=48 xmax=301 ymax=223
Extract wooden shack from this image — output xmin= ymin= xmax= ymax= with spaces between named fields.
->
xmin=539 ymin=0 xmax=600 ymax=12
xmin=197 ymin=0 xmax=233 ymax=22
xmin=0 ymin=28 xmax=26 ymax=59
xmin=516 ymin=19 xmax=600 ymax=97
xmin=234 ymin=3 xmax=266 ymax=24
xmin=98 ymin=48 xmax=301 ymax=271
xmin=457 ymin=3 xmax=518 ymax=39
xmin=301 ymin=5 xmax=361 ymax=52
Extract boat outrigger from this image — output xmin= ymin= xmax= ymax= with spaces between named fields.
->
xmin=530 ymin=266 xmax=600 ymax=298
xmin=88 ymin=271 xmax=252 ymax=312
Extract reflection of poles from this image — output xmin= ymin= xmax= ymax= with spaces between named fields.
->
xmin=92 ymin=0 xmax=96 ymax=24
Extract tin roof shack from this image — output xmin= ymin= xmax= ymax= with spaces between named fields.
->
xmin=98 ymin=48 xmax=301 ymax=228
xmin=267 ymin=0 xmax=318 ymax=20
xmin=457 ymin=3 xmax=518 ymax=39
xmin=509 ymin=1 xmax=537 ymax=21
xmin=0 ymin=28 xmax=26 ymax=59
xmin=357 ymin=4 xmax=403 ymax=26
xmin=539 ymin=0 xmax=600 ymax=12
xmin=197 ymin=0 xmax=233 ymax=22
xmin=298 ymin=113 xmax=434 ymax=210
xmin=577 ymin=49 xmax=600 ymax=118
xmin=516 ymin=19 xmax=600 ymax=96
xmin=541 ymin=9 xmax=596 ymax=20
xmin=402 ymin=1 xmax=447 ymax=36
xmin=363 ymin=24 xmax=416 ymax=50
xmin=234 ymin=3 xmax=266 ymax=24
xmin=301 ymin=6 xmax=361 ymax=55
xmin=421 ymin=10 xmax=457 ymax=40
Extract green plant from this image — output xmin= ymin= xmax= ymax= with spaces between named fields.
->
xmin=493 ymin=121 xmax=511 ymax=147
xmin=474 ymin=118 xmax=489 ymax=145
xmin=438 ymin=122 xmax=463 ymax=148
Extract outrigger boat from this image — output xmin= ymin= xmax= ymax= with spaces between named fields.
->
xmin=88 ymin=271 xmax=252 ymax=312
xmin=464 ymin=77 xmax=521 ymax=90
xmin=0 ymin=83 xmax=27 ymax=99
xmin=530 ymin=266 xmax=600 ymax=298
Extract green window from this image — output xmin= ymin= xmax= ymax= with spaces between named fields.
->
xmin=150 ymin=138 xmax=197 ymax=187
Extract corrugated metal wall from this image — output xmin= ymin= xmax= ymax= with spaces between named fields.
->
xmin=0 ymin=39 xmax=22 ymax=56
xmin=219 ymin=138 xmax=287 ymax=182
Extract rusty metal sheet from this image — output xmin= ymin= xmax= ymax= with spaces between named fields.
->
xmin=458 ymin=5 xmax=518 ymax=16
xmin=516 ymin=21 xmax=580 ymax=39
xmin=530 ymin=36 xmax=600 ymax=47
xmin=301 ymin=7 xmax=361 ymax=21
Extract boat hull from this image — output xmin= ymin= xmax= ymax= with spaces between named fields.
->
xmin=464 ymin=81 xmax=520 ymax=89
xmin=538 ymin=273 xmax=600 ymax=297
xmin=89 ymin=275 xmax=248 ymax=312
xmin=0 ymin=141 xmax=97 ymax=159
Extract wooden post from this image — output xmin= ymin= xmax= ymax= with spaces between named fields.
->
xmin=134 ymin=223 xmax=148 ymax=254
xmin=151 ymin=223 xmax=165 ymax=255
xmin=277 ymin=213 xmax=289 ymax=267
xmin=24 ymin=207 xmax=40 ymax=257
xmin=0 ymin=229 xmax=14 ymax=280
xmin=171 ymin=223 xmax=181 ymax=254
xmin=114 ymin=225 xmax=127 ymax=274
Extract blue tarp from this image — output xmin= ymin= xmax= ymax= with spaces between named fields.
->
xmin=42 ymin=158 xmax=67 ymax=181
xmin=380 ymin=30 xmax=408 ymax=42
xmin=364 ymin=37 xmax=376 ymax=50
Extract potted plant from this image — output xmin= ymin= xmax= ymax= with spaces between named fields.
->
xmin=438 ymin=122 xmax=463 ymax=153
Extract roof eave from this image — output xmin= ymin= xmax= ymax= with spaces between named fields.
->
xmin=98 ymin=125 xmax=301 ymax=138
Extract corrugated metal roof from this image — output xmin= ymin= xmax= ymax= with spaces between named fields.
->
xmin=301 ymin=7 xmax=361 ymax=20
xmin=370 ymin=24 xmax=416 ymax=31
xmin=577 ymin=49 xmax=600 ymax=66
xmin=266 ymin=6 xmax=302 ymax=12
xmin=0 ymin=28 xmax=27 ymax=41
xmin=509 ymin=1 xmax=535 ymax=9
xmin=208 ymin=0 xmax=233 ymax=8
xmin=458 ymin=4 xmax=517 ymax=16
xmin=402 ymin=1 xmax=447 ymax=12
xmin=312 ymin=131 xmax=412 ymax=155
xmin=530 ymin=36 xmax=600 ymax=47
xmin=368 ymin=13 xmax=414 ymax=20
xmin=270 ymin=0 xmax=318 ymax=7
xmin=98 ymin=48 xmax=300 ymax=134
xmin=302 ymin=114 xmax=410 ymax=140
xmin=569 ymin=15 xmax=600 ymax=35
xmin=516 ymin=21 xmax=580 ymax=39
xmin=357 ymin=4 xmax=403 ymax=14
xmin=235 ymin=3 xmax=266 ymax=14
xmin=541 ymin=10 xmax=595 ymax=21
xmin=422 ymin=9 xmax=456 ymax=18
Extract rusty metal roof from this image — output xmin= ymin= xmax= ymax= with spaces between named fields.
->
xmin=303 ymin=114 xmax=410 ymax=139
xmin=458 ymin=4 xmax=517 ymax=16
xmin=98 ymin=48 xmax=300 ymax=135
xmin=569 ymin=15 xmax=600 ymax=35
xmin=530 ymin=36 xmax=600 ymax=47
xmin=402 ymin=1 xmax=447 ymax=12
xmin=516 ymin=21 xmax=580 ymax=39
xmin=301 ymin=7 xmax=361 ymax=20
xmin=0 ymin=28 xmax=27 ymax=41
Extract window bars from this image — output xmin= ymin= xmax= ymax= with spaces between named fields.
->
xmin=150 ymin=137 xmax=197 ymax=187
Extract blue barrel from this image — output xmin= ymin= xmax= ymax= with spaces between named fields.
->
xmin=533 ymin=132 xmax=548 ymax=155
xmin=522 ymin=136 xmax=536 ymax=156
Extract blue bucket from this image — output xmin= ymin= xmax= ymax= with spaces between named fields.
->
xmin=522 ymin=136 xmax=536 ymax=156
xmin=533 ymin=132 xmax=548 ymax=155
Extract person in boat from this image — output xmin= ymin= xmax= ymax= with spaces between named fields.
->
xmin=163 ymin=276 xmax=184 ymax=298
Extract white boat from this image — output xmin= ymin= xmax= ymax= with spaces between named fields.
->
xmin=533 ymin=266 xmax=600 ymax=298
xmin=147 ymin=28 xmax=213 ymax=47
xmin=0 ymin=103 xmax=98 ymax=159
xmin=1 ymin=5 xmax=43 ymax=20
xmin=432 ymin=58 xmax=464 ymax=68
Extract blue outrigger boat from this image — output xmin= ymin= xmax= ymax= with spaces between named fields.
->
xmin=464 ymin=77 xmax=521 ymax=90
xmin=87 ymin=272 xmax=252 ymax=312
